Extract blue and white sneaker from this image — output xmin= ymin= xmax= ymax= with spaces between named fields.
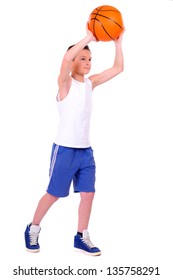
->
xmin=74 ymin=230 xmax=101 ymax=256
xmin=25 ymin=224 xmax=41 ymax=253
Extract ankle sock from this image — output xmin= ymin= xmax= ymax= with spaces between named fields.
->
xmin=77 ymin=231 xmax=83 ymax=237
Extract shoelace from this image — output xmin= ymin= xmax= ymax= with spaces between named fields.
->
xmin=82 ymin=235 xmax=95 ymax=248
xmin=29 ymin=231 xmax=39 ymax=246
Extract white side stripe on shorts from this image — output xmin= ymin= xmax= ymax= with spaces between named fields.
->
xmin=49 ymin=145 xmax=59 ymax=179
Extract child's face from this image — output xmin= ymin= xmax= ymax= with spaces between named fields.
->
xmin=72 ymin=49 xmax=92 ymax=75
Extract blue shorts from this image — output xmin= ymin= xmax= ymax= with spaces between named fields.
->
xmin=46 ymin=144 xmax=96 ymax=197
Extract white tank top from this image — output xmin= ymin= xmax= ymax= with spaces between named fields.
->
xmin=55 ymin=77 xmax=92 ymax=148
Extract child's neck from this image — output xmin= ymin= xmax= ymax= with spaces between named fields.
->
xmin=71 ymin=74 xmax=84 ymax=83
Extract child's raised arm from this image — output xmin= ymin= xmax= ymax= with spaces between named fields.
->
xmin=89 ymin=32 xmax=124 ymax=89
xmin=58 ymin=29 xmax=95 ymax=86
xmin=57 ymin=27 xmax=96 ymax=101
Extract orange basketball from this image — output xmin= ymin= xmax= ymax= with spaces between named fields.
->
xmin=88 ymin=5 xmax=124 ymax=41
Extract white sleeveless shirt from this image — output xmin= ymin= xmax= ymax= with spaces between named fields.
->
xmin=55 ymin=77 xmax=93 ymax=148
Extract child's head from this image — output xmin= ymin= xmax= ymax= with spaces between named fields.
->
xmin=68 ymin=45 xmax=92 ymax=76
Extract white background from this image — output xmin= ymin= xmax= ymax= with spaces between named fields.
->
xmin=0 ymin=0 xmax=173 ymax=279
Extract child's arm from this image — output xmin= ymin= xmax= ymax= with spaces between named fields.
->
xmin=89 ymin=32 xmax=124 ymax=89
xmin=57 ymin=30 xmax=96 ymax=101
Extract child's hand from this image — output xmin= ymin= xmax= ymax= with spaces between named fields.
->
xmin=86 ymin=23 xmax=97 ymax=42
xmin=114 ymin=30 xmax=124 ymax=44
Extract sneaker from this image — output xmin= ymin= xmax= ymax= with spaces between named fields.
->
xmin=74 ymin=230 xmax=101 ymax=256
xmin=25 ymin=223 xmax=41 ymax=253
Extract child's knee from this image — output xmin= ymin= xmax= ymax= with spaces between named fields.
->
xmin=81 ymin=192 xmax=95 ymax=202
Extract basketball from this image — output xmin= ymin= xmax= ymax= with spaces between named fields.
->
xmin=88 ymin=5 xmax=124 ymax=41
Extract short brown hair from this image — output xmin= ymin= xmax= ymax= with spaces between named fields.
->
xmin=67 ymin=45 xmax=91 ymax=52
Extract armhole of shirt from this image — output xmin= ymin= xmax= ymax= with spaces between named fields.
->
xmin=57 ymin=92 xmax=61 ymax=102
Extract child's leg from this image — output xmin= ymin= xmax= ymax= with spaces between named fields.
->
xmin=77 ymin=192 xmax=95 ymax=232
xmin=32 ymin=193 xmax=59 ymax=225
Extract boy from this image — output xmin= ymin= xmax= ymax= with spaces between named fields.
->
xmin=25 ymin=27 xmax=124 ymax=256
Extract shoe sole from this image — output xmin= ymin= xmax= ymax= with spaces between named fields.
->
xmin=26 ymin=248 xmax=40 ymax=253
xmin=74 ymin=248 xmax=101 ymax=256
